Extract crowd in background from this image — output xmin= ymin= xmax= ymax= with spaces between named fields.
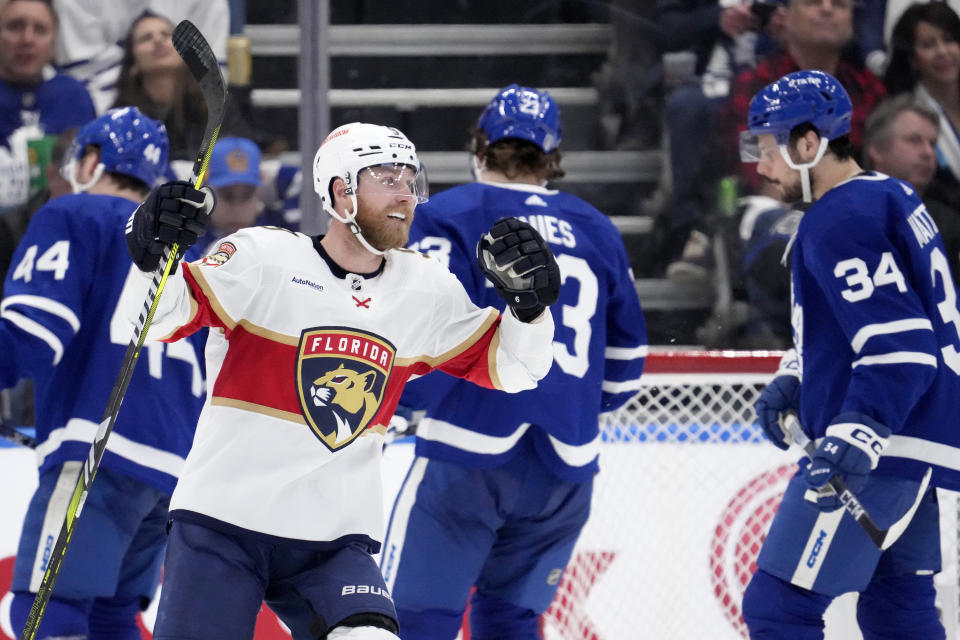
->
xmin=2 ymin=0 xmax=960 ymax=353
xmin=634 ymin=0 xmax=960 ymax=349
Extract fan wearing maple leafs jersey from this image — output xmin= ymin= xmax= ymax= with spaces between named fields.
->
xmin=380 ymin=85 xmax=647 ymax=640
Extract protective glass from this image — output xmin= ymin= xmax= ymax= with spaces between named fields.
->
xmin=356 ymin=163 xmax=429 ymax=203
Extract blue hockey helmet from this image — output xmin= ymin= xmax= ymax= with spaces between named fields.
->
xmin=746 ymin=70 xmax=852 ymax=145
xmin=477 ymin=84 xmax=562 ymax=153
xmin=71 ymin=106 xmax=169 ymax=187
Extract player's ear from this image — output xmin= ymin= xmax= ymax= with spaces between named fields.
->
xmin=331 ymin=177 xmax=352 ymax=212
xmin=77 ymin=149 xmax=101 ymax=182
xmin=798 ymin=130 xmax=820 ymax=162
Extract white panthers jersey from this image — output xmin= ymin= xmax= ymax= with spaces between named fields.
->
xmin=133 ymin=227 xmax=554 ymax=545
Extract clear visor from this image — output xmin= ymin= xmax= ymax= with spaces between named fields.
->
xmin=739 ymin=130 xmax=761 ymax=162
xmin=356 ymin=163 xmax=429 ymax=203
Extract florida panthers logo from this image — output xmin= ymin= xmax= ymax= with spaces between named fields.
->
xmin=296 ymin=327 xmax=395 ymax=451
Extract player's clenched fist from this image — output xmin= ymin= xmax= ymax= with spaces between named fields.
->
xmin=476 ymin=216 xmax=560 ymax=322
xmin=126 ymin=180 xmax=215 ymax=272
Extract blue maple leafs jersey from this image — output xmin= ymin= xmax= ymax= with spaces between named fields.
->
xmin=0 ymin=193 xmax=205 ymax=493
xmin=0 ymin=74 xmax=95 ymax=140
xmin=403 ymin=182 xmax=647 ymax=481
xmin=792 ymin=172 xmax=960 ymax=490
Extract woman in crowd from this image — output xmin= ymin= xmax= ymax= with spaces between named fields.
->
xmin=111 ymin=12 xmax=210 ymax=161
xmin=884 ymin=2 xmax=960 ymax=187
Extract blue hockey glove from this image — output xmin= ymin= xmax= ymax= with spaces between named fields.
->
xmin=755 ymin=374 xmax=800 ymax=450
xmin=126 ymin=180 xmax=215 ymax=272
xmin=476 ymin=217 xmax=560 ymax=322
xmin=803 ymin=412 xmax=890 ymax=510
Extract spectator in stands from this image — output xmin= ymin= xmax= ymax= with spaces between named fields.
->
xmin=0 ymin=0 xmax=94 ymax=208
xmin=52 ymin=0 xmax=228 ymax=114
xmin=855 ymin=0 xmax=960 ymax=77
xmin=594 ymin=1 xmax=660 ymax=150
xmin=259 ymin=160 xmax=302 ymax=232
xmin=863 ymin=94 xmax=960 ymax=282
xmin=193 ymin=136 xmax=264 ymax=254
xmin=111 ymin=12 xmax=254 ymax=164
xmin=655 ymin=0 xmax=786 ymax=279
xmin=111 ymin=12 xmax=211 ymax=162
xmin=884 ymin=2 xmax=960 ymax=190
xmin=737 ymin=197 xmax=801 ymax=349
xmin=0 ymin=126 xmax=74 ymax=297
xmin=669 ymin=0 xmax=885 ymax=280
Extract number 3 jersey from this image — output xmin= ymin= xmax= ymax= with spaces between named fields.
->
xmin=403 ymin=182 xmax=648 ymax=482
xmin=135 ymin=227 xmax=555 ymax=546
xmin=0 ymin=194 xmax=205 ymax=493
xmin=791 ymin=172 xmax=960 ymax=490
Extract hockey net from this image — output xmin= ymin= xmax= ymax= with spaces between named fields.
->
xmin=536 ymin=350 xmax=960 ymax=640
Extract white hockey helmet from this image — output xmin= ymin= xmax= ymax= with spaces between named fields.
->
xmin=312 ymin=122 xmax=428 ymax=255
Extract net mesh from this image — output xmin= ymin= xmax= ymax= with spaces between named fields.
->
xmin=536 ymin=351 xmax=958 ymax=640
xmin=540 ymin=351 xmax=784 ymax=640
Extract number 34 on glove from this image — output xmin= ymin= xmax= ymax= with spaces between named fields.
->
xmin=476 ymin=217 xmax=561 ymax=323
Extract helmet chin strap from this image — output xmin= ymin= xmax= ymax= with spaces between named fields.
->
xmin=324 ymin=191 xmax=386 ymax=256
xmin=470 ymin=154 xmax=485 ymax=182
xmin=65 ymin=159 xmax=105 ymax=194
xmin=778 ymin=137 xmax=829 ymax=203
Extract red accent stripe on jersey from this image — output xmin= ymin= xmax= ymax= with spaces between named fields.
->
xmin=162 ymin=264 xmax=230 ymax=342
xmin=436 ymin=319 xmax=500 ymax=388
xmin=369 ymin=320 xmax=502 ymax=427
xmin=213 ymin=324 xmax=302 ymax=415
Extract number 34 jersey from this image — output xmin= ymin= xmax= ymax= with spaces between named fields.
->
xmin=134 ymin=227 xmax=554 ymax=546
xmin=791 ymin=172 xmax=960 ymax=490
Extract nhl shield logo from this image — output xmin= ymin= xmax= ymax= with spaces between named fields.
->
xmin=296 ymin=327 xmax=395 ymax=451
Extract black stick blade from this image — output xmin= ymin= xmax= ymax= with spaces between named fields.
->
xmin=171 ymin=20 xmax=227 ymax=186
xmin=173 ymin=20 xmax=222 ymax=92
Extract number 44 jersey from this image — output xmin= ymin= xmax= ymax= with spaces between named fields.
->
xmin=0 ymin=193 xmax=205 ymax=493
xmin=405 ymin=182 xmax=648 ymax=482
xmin=791 ymin=172 xmax=960 ymax=490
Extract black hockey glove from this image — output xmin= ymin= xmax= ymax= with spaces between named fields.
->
xmin=476 ymin=217 xmax=560 ymax=322
xmin=126 ymin=180 xmax=215 ymax=273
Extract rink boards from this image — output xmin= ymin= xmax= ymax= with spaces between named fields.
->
xmin=1 ymin=430 xmax=956 ymax=640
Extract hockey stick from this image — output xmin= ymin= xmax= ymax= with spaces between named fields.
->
xmin=783 ymin=413 xmax=931 ymax=551
xmin=0 ymin=414 xmax=36 ymax=448
xmin=18 ymin=21 xmax=226 ymax=640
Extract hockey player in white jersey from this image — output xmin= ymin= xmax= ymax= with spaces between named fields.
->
xmin=2 ymin=107 xmax=208 ymax=639
xmin=122 ymin=122 xmax=560 ymax=640
xmin=742 ymin=70 xmax=959 ymax=639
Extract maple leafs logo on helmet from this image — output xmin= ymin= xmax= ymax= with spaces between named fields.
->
xmin=478 ymin=84 xmax=562 ymax=153
xmin=70 ymin=106 xmax=170 ymax=187
xmin=746 ymin=70 xmax=853 ymax=146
